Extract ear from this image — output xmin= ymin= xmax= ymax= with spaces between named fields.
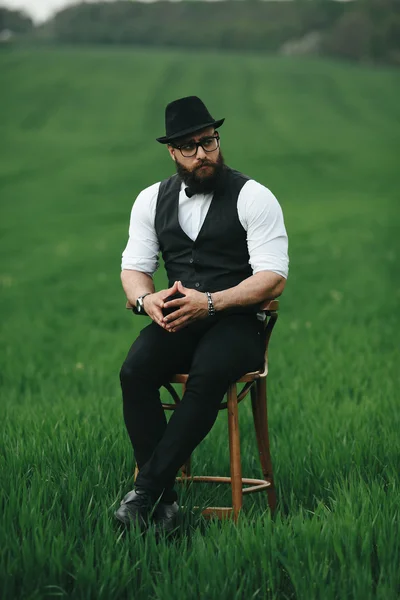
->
xmin=167 ymin=145 xmax=176 ymax=162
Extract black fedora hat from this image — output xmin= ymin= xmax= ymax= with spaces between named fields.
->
xmin=156 ymin=96 xmax=225 ymax=144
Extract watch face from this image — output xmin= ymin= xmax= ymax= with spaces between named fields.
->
xmin=136 ymin=297 xmax=143 ymax=313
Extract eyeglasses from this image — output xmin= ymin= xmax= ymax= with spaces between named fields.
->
xmin=172 ymin=133 xmax=220 ymax=158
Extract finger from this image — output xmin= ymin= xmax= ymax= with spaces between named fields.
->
xmin=163 ymin=297 xmax=186 ymax=310
xmin=177 ymin=280 xmax=187 ymax=294
xmin=154 ymin=310 xmax=165 ymax=324
xmin=167 ymin=280 xmax=179 ymax=294
xmin=155 ymin=298 xmax=166 ymax=309
xmin=160 ymin=284 xmax=179 ymax=304
xmin=168 ymin=314 xmax=191 ymax=331
xmin=164 ymin=309 xmax=185 ymax=325
xmin=150 ymin=307 xmax=167 ymax=328
xmin=170 ymin=321 xmax=190 ymax=333
xmin=153 ymin=316 xmax=166 ymax=328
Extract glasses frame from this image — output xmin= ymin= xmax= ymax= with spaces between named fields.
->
xmin=171 ymin=133 xmax=220 ymax=158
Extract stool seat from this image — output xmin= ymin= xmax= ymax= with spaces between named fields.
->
xmin=126 ymin=298 xmax=279 ymax=521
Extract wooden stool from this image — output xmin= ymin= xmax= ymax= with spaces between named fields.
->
xmin=126 ymin=299 xmax=279 ymax=521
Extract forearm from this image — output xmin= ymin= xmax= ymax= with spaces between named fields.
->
xmin=212 ymin=271 xmax=286 ymax=312
xmin=121 ymin=269 xmax=155 ymax=306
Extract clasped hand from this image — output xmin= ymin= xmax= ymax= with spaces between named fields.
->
xmin=143 ymin=280 xmax=208 ymax=332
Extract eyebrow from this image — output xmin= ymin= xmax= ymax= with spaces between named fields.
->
xmin=178 ymin=134 xmax=215 ymax=145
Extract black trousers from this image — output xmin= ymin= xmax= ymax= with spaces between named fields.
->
xmin=119 ymin=313 xmax=265 ymax=502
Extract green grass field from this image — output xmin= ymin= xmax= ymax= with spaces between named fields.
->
xmin=1 ymin=47 xmax=399 ymax=599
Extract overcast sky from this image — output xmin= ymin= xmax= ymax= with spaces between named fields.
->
xmin=1 ymin=0 xmax=128 ymax=22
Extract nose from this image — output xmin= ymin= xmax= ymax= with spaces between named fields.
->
xmin=196 ymin=145 xmax=206 ymax=159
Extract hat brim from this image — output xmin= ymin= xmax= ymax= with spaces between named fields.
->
xmin=156 ymin=118 xmax=225 ymax=144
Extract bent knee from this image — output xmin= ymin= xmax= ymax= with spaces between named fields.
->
xmin=120 ymin=358 xmax=145 ymax=386
xmin=120 ymin=348 xmax=159 ymax=387
xmin=119 ymin=361 xmax=131 ymax=385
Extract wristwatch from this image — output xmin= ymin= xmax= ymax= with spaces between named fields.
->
xmin=135 ymin=293 xmax=151 ymax=315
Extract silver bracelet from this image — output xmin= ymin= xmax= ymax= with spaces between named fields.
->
xmin=205 ymin=292 xmax=216 ymax=317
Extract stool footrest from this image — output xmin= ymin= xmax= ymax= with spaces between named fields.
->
xmin=180 ymin=506 xmax=235 ymax=520
xmin=176 ymin=475 xmax=271 ymax=494
xmin=199 ymin=507 xmax=234 ymax=520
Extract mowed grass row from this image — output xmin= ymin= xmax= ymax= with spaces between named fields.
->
xmin=1 ymin=48 xmax=399 ymax=599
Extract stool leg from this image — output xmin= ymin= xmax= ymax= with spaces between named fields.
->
xmin=227 ymin=383 xmax=243 ymax=521
xmin=180 ymin=456 xmax=191 ymax=479
xmin=251 ymin=378 xmax=277 ymax=512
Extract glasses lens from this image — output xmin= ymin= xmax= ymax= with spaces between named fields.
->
xmin=202 ymin=137 xmax=218 ymax=152
xmin=180 ymin=143 xmax=197 ymax=157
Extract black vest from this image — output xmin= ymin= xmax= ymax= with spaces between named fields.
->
xmin=155 ymin=166 xmax=253 ymax=294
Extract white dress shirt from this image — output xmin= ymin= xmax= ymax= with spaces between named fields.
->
xmin=122 ymin=179 xmax=289 ymax=279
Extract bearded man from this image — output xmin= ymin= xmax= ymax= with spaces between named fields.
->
xmin=116 ymin=96 xmax=289 ymax=533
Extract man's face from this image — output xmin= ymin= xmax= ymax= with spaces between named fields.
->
xmin=167 ymin=127 xmax=225 ymax=194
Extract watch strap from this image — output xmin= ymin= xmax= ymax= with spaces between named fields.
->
xmin=135 ymin=292 xmax=151 ymax=315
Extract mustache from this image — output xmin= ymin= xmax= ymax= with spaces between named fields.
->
xmin=195 ymin=161 xmax=214 ymax=169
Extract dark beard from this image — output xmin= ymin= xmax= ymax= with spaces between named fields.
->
xmin=175 ymin=151 xmax=226 ymax=195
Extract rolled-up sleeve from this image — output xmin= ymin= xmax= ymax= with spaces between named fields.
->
xmin=121 ymin=182 xmax=161 ymax=276
xmin=238 ymin=180 xmax=289 ymax=279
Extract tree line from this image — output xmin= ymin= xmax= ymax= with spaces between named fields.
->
xmin=0 ymin=6 xmax=33 ymax=33
xmin=2 ymin=1 xmax=399 ymax=65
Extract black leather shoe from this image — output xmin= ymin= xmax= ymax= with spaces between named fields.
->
xmin=152 ymin=501 xmax=180 ymax=535
xmin=114 ymin=488 xmax=155 ymax=529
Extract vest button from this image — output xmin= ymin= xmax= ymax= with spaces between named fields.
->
xmin=195 ymin=282 xmax=200 ymax=288
xmin=189 ymin=258 xmax=194 ymax=264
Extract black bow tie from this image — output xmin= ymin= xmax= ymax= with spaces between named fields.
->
xmin=185 ymin=187 xmax=194 ymax=198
